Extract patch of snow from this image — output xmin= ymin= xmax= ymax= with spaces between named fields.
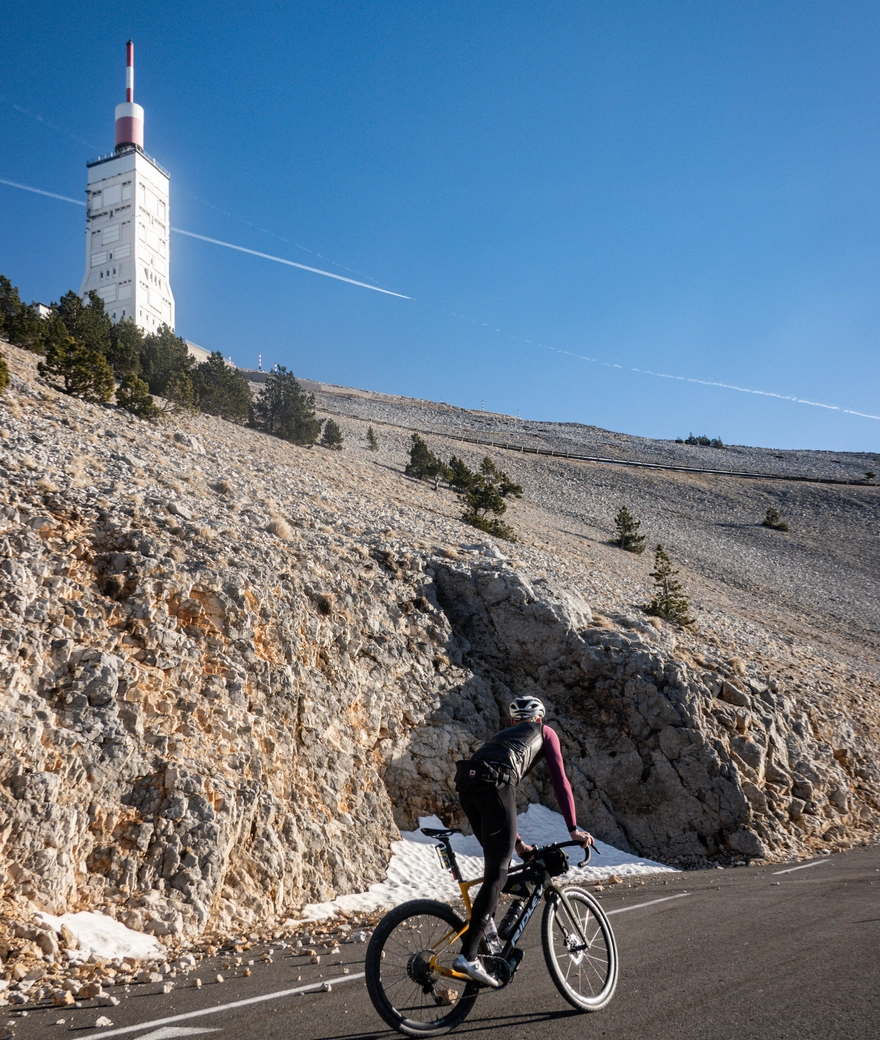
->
xmin=34 ymin=911 xmax=165 ymax=964
xmin=301 ymin=805 xmax=675 ymax=921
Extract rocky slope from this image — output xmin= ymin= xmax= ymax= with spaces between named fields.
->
xmin=1 ymin=341 xmax=878 ymax=946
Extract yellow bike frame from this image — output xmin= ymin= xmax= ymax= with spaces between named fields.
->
xmin=429 ymin=874 xmax=484 ymax=981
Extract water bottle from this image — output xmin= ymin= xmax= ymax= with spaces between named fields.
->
xmin=498 ymin=898 xmax=525 ymax=940
xmin=483 ymin=917 xmax=503 ymax=955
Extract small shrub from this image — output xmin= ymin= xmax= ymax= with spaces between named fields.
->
xmin=613 ymin=506 xmax=646 ymax=554
xmin=266 ymin=517 xmax=293 ymax=540
xmin=0 ymin=351 xmax=9 ymax=394
xmin=212 ymin=479 xmax=233 ymax=496
xmin=320 ymin=418 xmax=344 ymax=450
xmin=761 ymin=507 xmax=789 ymax=532
xmin=116 ymin=374 xmax=158 ymax=419
xmin=367 ymin=425 xmax=379 ymax=451
xmin=865 ymin=471 xmax=876 ymax=482
xmin=316 ymin=593 xmax=334 ymax=615
xmin=645 ymin=544 xmax=695 ymax=626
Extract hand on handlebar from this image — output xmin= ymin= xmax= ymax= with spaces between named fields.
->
xmin=569 ymin=827 xmax=595 ymax=849
xmin=514 ymin=838 xmax=535 ymax=859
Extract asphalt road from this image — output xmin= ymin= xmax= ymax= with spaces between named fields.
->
xmin=6 ymin=845 xmax=879 ymax=1040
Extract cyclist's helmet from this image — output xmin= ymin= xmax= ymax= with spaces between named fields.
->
xmin=509 ymin=697 xmax=546 ymax=721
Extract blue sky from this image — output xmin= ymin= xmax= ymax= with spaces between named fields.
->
xmin=1 ymin=1 xmax=878 ymax=451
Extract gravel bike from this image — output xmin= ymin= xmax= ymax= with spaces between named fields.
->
xmin=365 ymin=826 xmax=618 ymax=1035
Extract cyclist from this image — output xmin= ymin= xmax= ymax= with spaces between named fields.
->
xmin=452 ymin=696 xmax=594 ymax=987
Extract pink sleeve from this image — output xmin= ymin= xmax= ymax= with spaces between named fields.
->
xmin=542 ymin=726 xmax=578 ymax=831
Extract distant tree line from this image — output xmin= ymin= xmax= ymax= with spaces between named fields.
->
xmin=0 ymin=273 xmax=345 ymax=449
xmin=676 ymin=432 xmax=724 ymax=448
xmin=1 ymin=274 xmax=254 ymax=420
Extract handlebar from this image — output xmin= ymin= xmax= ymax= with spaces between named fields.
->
xmin=523 ymin=839 xmax=597 ymax=866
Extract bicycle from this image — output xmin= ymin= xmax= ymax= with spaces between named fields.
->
xmin=365 ymin=826 xmax=619 ymax=1036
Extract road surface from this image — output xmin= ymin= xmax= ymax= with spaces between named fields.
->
xmin=6 ymin=844 xmax=879 ymax=1040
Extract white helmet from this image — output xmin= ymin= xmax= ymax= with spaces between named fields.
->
xmin=509 ymin=697 xmax=545 ymax=721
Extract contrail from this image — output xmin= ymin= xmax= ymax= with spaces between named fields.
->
xmin=2 ymin=176 xmax=877 ymax=420
xmin=540 ymin=344 xmax=880 ymax=421
xmin=171 ymin=228 xmax=410 ymax=298
xmin=0 ymin=177 xmax=409 ymax=299
xmin=0 ymin=177 xmax=85 ymax=207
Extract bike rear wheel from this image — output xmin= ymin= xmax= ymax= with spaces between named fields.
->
xmin=365 ymin=899 xmax=480 ymax=1036
xmin=541 ymin=885 xmax=618 ymax=1011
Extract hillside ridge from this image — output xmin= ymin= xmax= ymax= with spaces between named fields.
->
xmin=0 ymin=340 xmax=878 ymax=953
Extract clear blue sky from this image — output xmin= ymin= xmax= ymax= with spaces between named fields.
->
xmin=2 ymin=1 xmax=878 ymax=451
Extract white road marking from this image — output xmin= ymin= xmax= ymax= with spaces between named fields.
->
xmin=75 ymin=972 xmax=366 ymax=1040
xmin=772 ymin=859 xmax=829 ymax=875
xmin=131 ymin=1029 xmax=220 ymax=1039
xmin=606 ymin=892 xmax=691 ymax=915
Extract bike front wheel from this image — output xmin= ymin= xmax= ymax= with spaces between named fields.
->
xmin=365 ymin=898 xmax=480 ymax=1036
xmin=542 ymin=885 xmax=618 ymax=1011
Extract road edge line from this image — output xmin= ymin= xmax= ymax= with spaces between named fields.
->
xmin=74 ymin=970 xmax=366 ymax=1040
xmin=606 ymin=892 xmax=691 ymax=914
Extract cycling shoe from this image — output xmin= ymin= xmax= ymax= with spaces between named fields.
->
xmin=453 ymin=954 xmax=501 ymax=988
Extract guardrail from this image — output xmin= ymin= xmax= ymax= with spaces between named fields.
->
xmin=320 ymin=409 xmax=876 ymax=487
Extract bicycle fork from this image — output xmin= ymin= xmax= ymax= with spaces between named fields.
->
xmin=547 ymin=887 xmax=592 ymax=961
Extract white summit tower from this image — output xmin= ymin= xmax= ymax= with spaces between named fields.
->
xmin=79 ymin=40 xmax=175 ymax=332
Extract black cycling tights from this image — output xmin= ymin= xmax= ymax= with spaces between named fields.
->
xmin=457 ymin=781 xmax=518 ymax=960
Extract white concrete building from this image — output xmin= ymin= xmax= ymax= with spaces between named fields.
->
xmin=79 ymin=41 xmax=174 ymax=332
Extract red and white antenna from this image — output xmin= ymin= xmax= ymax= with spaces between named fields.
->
xmin=126 ymin=39 xmax=134 ymax=102
xmin=115 ymin=39 xmax=144 ymax=151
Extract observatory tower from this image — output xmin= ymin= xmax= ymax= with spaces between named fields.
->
xmin=79 ymin=41 xmax=175 ymax=332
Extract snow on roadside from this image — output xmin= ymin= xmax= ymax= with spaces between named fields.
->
xmin=35 ymin=910 xmax=165 ymax=964
xmin=301 ymin=805 xmax=676 ymax=922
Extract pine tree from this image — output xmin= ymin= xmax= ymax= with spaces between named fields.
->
xmin=5 ymin=301 xmax=47 ymax=353
xmin=0 ymin=275 xmax=22 ymax=333
xmin=0 ymin=351 xmax=9 ymax=394
xmin=162 ymin=371 xmax=199 ymax=414
xmin=55 ymin=290 xmax=112 ymax=358
xmin=448 ymin=455 xmax=475 ymax=492
xmin=38 ymin=331 xmax=115 ymax=403
xmin=645 ymin=544 xmax=695 ymax=626
xmin=320 ymin=418 xmax=344 ymax=449
xmin=405 ymin=434 xmax=449 ymax=482
xmin=366 ymin=425 xmax=379 ymax=451
xmin=613 ymin=506 xmax=646 ymax=554
xmin=761 ymin=507 xmax=789 ymax=532
xmin=107 ymin=317 xmax=144 ymax=378
xmin=140 ymin=324 xmax=194 ymax=395
xmin=458 ymin=456 xmax=523 ymax=541
xmin=249 ymin=366 xmax=321 ymax=445
xmin=191 ymin=352 xmax=252 ymax=422
xmin=116 ymin=374 xmax=157 ymax=419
